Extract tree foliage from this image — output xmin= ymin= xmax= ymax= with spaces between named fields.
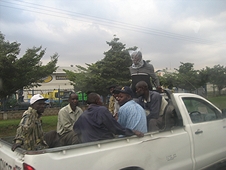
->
xmin=174 ymin=62 xmax=203 ymax=92
xmin=160 ymin=69 xmax=178 ymax=89
xmin=205 ymin=65 xmax=226 ymax=95
xmin=0 ymin=32 xmax=58 ymax=99
xmin=160 ymin=62 xmax=226 ymax=96
xmin=161 ymin=62 xmax=210 ymax=93
xmin=65 ymin=37 xmax=136 ymax=96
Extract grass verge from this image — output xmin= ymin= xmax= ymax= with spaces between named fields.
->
xmin=207 ymin=95 xmax=226 ymax=110
xmin=0 ymin=115 xmax=57 ymax=138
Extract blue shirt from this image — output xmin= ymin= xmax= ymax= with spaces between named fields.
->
xmin=118 ymin=100 xmax=147 ymax=133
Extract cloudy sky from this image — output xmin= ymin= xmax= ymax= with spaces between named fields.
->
xmin=0 ymin=0 xmax=226 ymax=71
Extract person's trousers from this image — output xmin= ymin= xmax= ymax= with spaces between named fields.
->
xmin=59 ymin=131 xmax=81 ymax=146
xmin=148 ymin=117 xmax=163 ymax=132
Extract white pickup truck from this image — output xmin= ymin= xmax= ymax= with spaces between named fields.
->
xmin=0 ymin=90 xmax=226 ymax=170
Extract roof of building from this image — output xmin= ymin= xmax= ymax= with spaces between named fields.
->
xmin=54 ymin=66 xmax=78 ymax=74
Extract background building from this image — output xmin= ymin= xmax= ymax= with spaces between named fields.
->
xmin=23 ymin=66 xmax=76 ymax=102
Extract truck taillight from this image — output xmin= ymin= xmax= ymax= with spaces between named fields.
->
xmin=23 ymin=163 xmax=35 ymax=170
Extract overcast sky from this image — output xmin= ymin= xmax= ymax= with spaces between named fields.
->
xmin=0 ymin=0 xmax=226 ymax=71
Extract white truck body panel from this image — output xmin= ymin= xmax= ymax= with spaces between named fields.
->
xmin=1 ymin=91 xmax=226 ymax=170
xmin=174 ymin=93 xmax=226 ymax=170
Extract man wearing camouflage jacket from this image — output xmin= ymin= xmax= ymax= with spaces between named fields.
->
xmin=11 ymin=94 xmax=48 ymax=151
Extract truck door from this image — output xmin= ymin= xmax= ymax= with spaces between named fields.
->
xmin=182 ymin=97 xmax=226 ymax=169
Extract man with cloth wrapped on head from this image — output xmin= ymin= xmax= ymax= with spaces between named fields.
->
xmin=128 ymin=49 xmax=162 ymax=95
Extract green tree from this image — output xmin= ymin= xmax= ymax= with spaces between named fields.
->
xmin=160 ymin=69 xmax=178 ymax=90
xmin=65 ymin=36 xmax=135 ymax=96
xmin=160 ymin=63 xmax=208 ymax=93
xmin=206 ymin=65 xmax=226 ymax=95
xmin=196 ymin=68 xmax=210 ymax=96
xmin=64 ymin=63 xmax=100 ymax=93
xmin=175 ymin=62 xmax=202 ymax=92
xmin=0 ymin=32 xmax=58 ymax=101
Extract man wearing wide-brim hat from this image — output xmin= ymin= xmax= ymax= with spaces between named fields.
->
xmin=12 ymin=94 xmax=49 ymax=151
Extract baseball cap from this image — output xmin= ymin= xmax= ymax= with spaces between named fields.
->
xmin=114 ymin=86 xmax=133 ymax=97
xmin=30 ymin=94 xmax=48 ymax=105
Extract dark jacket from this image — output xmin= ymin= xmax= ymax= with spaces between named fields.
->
xmin=73 ymin=104 xmax=135 ymax=143
xmin=137 ymin=91 xmax=162 ymax=120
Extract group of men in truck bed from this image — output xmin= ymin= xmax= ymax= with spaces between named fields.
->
xmin=12 ymin=49 xmax=167 ymax=151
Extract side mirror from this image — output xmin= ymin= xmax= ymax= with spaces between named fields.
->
xmin=222 ymin=109 xmax=226 ymax=118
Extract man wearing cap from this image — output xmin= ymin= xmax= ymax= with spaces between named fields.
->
xmin=12 ymin=94 xmax=48 ymax=151
xmin=115 ymin=86 xmax=147 ymax=134
xmin=128 ymin=49 xmax=162 ymax=95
